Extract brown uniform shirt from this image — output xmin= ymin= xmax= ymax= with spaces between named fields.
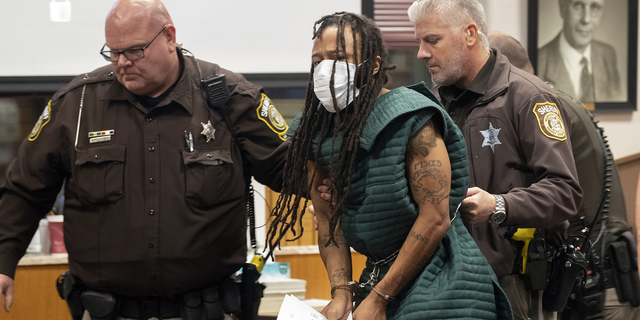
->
xmin=0 ymin=52 xmax=289 ymax=297
xmin=434 ymin=49 xmax=582 ymax=277
xmin=555 ymin=88 xmax=630 ymax=248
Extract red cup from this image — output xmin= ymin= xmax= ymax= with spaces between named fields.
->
xmin=47 ymin=215 xmax=66 ymax=253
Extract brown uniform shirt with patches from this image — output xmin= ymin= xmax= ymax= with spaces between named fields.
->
xmin=434 ymin=49 xmax=582 ymax=277
xmin=0 ymin=52 xmax=289 ymax=297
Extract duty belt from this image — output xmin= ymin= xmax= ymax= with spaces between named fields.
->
xmin=119 ymin=296 xmax=181 ymax=319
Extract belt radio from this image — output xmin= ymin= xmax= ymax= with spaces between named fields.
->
xmin=542 ymin=189 xmax=610 ymax=312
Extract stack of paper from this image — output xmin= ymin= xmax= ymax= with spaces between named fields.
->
xmin=276 ymin=295 xmax=352 ymax=320
xmin=258 ymin=278 xmax=307 ymax=315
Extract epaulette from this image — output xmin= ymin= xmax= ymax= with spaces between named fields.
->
xmin=185 ymin=56 xmax=261 ymax=100
xmin=52 ymin=65 xmax=116 ymax=101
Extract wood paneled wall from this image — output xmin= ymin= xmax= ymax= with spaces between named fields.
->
xmin=617 ymin=153 xmax=640 ymax=235
xmin=3 ymin=264 xmax=71 ymax=320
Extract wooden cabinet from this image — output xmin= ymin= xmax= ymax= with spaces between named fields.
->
xmin=4 ymin=255 xmax=71 ymax=320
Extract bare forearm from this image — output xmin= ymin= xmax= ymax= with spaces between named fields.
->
xmin=374 ymin=214 xmax=449 ymax=296
xmin=318 ymin=229 xmax=353 ymax=287
xmin=308 ymin=160 xmax=353 ymax=288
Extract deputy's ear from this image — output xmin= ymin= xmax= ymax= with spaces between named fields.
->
xmin=165 ymin=24 xmax=177 ymax=53
xmin=464 ymin=24 xmax=481 ymax=46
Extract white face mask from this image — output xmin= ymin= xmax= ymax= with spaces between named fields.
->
xmin=313 ymin=60 xmax=359 ymax=113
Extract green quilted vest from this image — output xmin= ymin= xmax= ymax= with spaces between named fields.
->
xmin=290 ymin=83 xmax=512 ymax=319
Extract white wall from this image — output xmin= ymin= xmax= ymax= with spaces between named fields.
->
xmin=0 ymin=0 xmax=361 ymax=76
xmin=480 ymin=0 xmax=529 ymax=47
xmin=1 ymin=0 xmax=637 ymax=159
xmin=481 ymin=0 xmax=640 ymax=159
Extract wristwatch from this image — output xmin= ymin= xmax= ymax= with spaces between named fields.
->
xmin=488 ymin=194 xmax=507 ymax=225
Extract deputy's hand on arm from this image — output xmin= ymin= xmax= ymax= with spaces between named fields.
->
xmin=354 ymin=120 xmax=452 ymax=320
xmin=308 ymin=161 xmax=353 ymax=320
xmin=460 ymin=187 xmax=497 ymax=225
xmin=0 ymin=274 xmax=14 ymax=313
xmin=308 ymin=205 xmax=320 ymax=231
xmin=318 ymin=178 xmax=334 ymax=203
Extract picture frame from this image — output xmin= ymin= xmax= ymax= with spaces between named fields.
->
xmin=527 ymin=0 xmax=637 ymax=111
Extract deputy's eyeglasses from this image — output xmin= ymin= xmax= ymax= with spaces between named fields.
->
xmin=100 ymin=24 xmax=168 ymax=62
xmin=569 ymin=1 xmax=603 ymax=18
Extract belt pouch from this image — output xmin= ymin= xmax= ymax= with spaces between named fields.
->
xmin=201 ymin=285 xmax=224 ymax=320
xmin=80 ymin=290 xmax=120 ymax=320
xmin=607 ymin=231 xmax=640 ymax=307
xmin=179 ymin=290 xmax=204 ymax=320
xmin=220 ymin=278 xmax=241 ymax=314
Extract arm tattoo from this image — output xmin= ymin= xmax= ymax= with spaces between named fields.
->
xmin=319 ymin=234 xmax=348 ymax=248
xmin=409 ymin=230 xmax=430 ymax=245
xmin=410 ymin=166 xmax=450 ymax=205
xmin=407 ymin=123 xmax=438 ymax=162
xmin=393 ymin=275 xmax=409 ymax=288
xmin=330 ymin=268 xmax=350 ymax=286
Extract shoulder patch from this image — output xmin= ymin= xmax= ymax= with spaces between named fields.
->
xmin=532 ymin=102 xmax=567 ymax=141
xmin=256 ymin=94 xmax=288 ymax=140
xmin=28 ymin=101 xmax=52 ymax=141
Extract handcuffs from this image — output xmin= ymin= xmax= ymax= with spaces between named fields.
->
xmin=330 ymin=250 xmax=400 ymax=301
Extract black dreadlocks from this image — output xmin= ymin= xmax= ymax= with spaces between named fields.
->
xmin=266 ymin=12 xmax=395 ymax=258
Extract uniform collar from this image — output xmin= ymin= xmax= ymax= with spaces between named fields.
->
xmin=438 ymin=49 xmax=495 ymax=102
xmin=467 ymin=49 xmax=496 ymax=96
xmin=101 ymin=50 xmax=196 ymax=115
xmin=481 ymin=48 xmax=511 ymax=102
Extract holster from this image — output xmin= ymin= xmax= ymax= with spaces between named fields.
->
xmin=56 ymin=271 xmax=85 ymax=320
xmin=524 ymin=236 xmax=548 ymax=291
xmin=81 ymin=290 xmax=120 ymax=320
xmin=542 ymin=245 xmax=587 ymax=312
xmin=508 ymin=227 xmax=548 ymax=291
xmin=607 ymin=231 xmax=640 ymax=307
xmin=240 ymin=263 xmax=265 ymax=320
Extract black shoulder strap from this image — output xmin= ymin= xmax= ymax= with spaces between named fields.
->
xmin=201 ymin=73 xmax=258 ymax=254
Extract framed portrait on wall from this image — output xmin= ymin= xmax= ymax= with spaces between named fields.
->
xmin=527 ymin=0 xmax=637 ymax=111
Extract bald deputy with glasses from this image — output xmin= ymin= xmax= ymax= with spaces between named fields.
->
xmin=537 ymin=0 xmax=622 ymax=102
xmin=0 ymin=0 xmax=289 ymax=319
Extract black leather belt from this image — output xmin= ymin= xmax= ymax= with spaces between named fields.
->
xmin=119 ymin=296 xmax=181 ymax=319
